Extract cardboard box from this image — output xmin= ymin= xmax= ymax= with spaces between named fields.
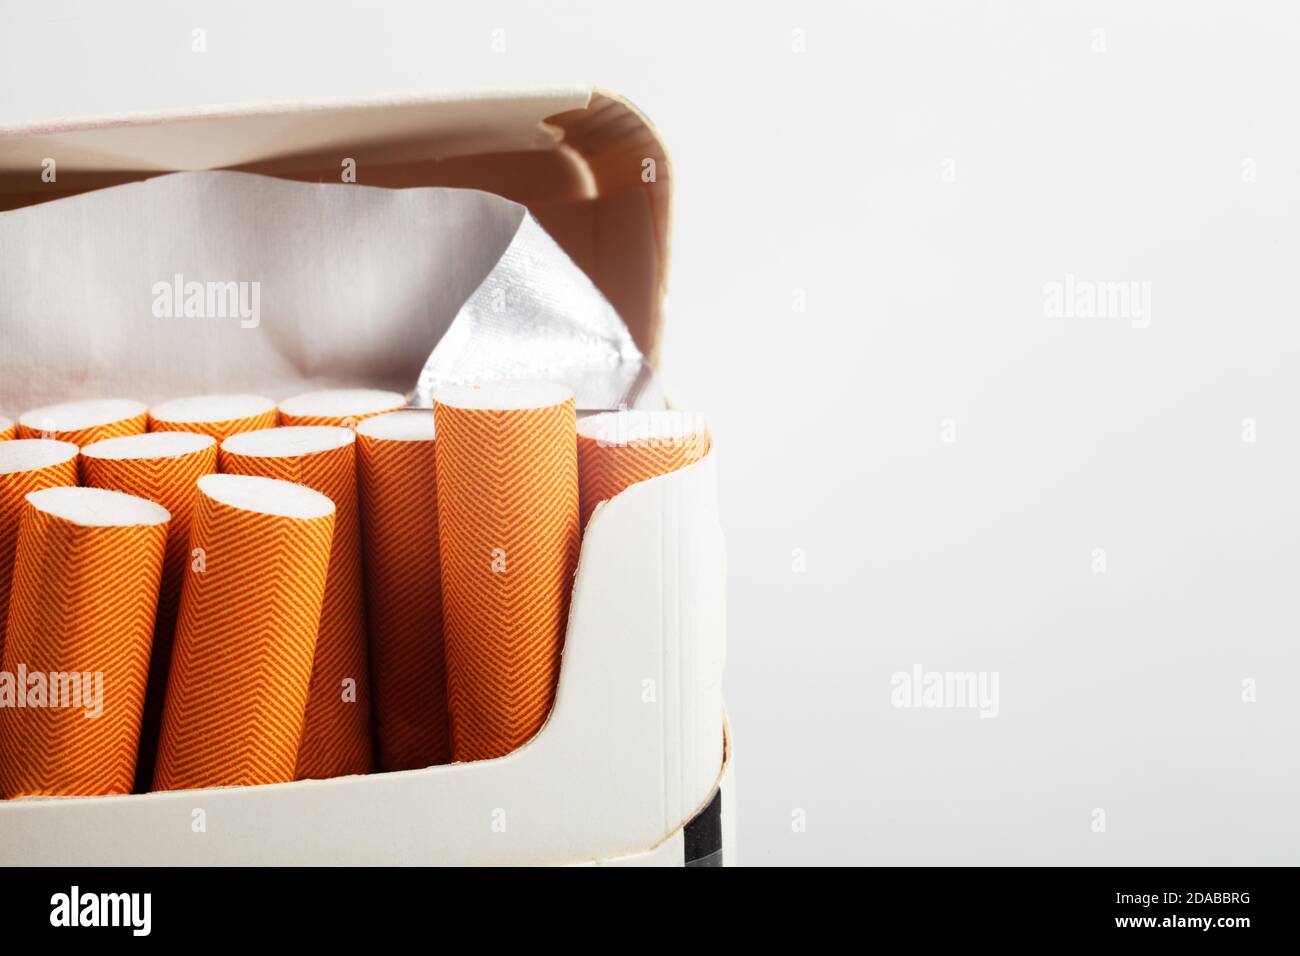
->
xmin=0 ymin=88 xmax=731 ymax=866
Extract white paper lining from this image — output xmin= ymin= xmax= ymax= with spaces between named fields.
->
xmin=0 ymin=170 xmax=657 ymax=415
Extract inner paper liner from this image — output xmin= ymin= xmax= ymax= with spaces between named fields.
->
xmin=0 ymin=170 xmax=660 ymax=413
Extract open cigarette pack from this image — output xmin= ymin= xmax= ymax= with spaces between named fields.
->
xmin=0 ymin=88 xmax=731 ymax=866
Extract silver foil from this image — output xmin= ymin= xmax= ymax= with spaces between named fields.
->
xmin=413 ymin=214 xmax=661 ymax=412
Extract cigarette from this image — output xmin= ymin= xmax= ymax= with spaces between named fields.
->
xmin=220 ymin=426 xmax=372 ymax=778
xmin=0 ymin=439 xmax=79 ymax=659
xmin=0 ymin=487 xmax=169 ymax=797
xmin=355 ymin=410 xmax=449 ymax=771
xmin=148 ymin=393 xmax=278 ymax=443
xmin=79 ymin=431 xmax=219 ymax=792
xmin=433 ymin=382 xmax=580 ymax=761
xmin=16 ymin=399 xmax=147 ymax=448
xmin=153 ymin=474 xmax=335 ymax=791
xmin=576 ymin=410 xmax=711 ymax=527
xmin=277 ymin=388 xmax=405 ymax=428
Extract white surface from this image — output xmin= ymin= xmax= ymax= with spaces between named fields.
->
xmin=0 ymin=439 xmax=78 ymax=475
xmin=355 ymin=409 xmax=435 ymax=442
xmin=0 ymin=0 xmax=1296 ymax=866
xmin=221 ymin=425 xmax=353 ymax=458
xmin=278 ymin=388 xmax=404 ymax=420
xmin=198 ymin=473 xmax=334 ymax=520
xmin=149 ymin=393 xmax=275 ymax=425
xmin=26 ymin=486 xmax=170 ymax=527
xmin=18 ymin=398 xmax=145 ymax=433
xmin=81 ymin=430 xmax=214 ymax=461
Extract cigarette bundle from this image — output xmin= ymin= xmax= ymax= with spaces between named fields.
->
xmin=153 ymin=475 xmax=335 ymax=791
xmin=356 ymin=410 xmax=449 ymax=771
xmin=220 ymin=426 xmax=372 ymax=778
xmin=0 ymin=369 xmax=697 ymax=797
xmin=80 ymin=431 xmax=219 ymax=790
xmin=0 ymin=487 xmax=169 ymax=797
xmin=433 ymin=383 xmax=579 ymax=761
xmin=277 ymin=389 xmax=405 ymax=428
xmin=0 ymin=418 xmax=13 ymax=442
xmin=576 ymin=410 xmax=711 ymax=527
xmin=148 ymin=394 xmax=277 ymax=443
xmin=16 ymin=399 xmax=147 ymax=447
xmin=0 ymin=439 xmax=79 ymax=658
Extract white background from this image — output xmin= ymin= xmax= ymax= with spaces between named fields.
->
xmin=2 ymin=0 xmax=1297 ymax=865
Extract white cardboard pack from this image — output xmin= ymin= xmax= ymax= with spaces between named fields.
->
xmin=0 ymin=88 xmax=731 ymax=866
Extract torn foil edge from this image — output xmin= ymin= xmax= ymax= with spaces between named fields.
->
xmin=413 ymin=214 xmax=664 ymax=412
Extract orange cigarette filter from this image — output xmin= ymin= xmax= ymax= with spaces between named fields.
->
xmin=277 ymin=388 xmax=405 ymax=428
xmin=153 ymin=474 xmax=335 ymax=791
xmin=149 ymin=393 xmax=278 ymax=443
xmin=0 ymin=487 xmax=169 ymax=798
xmin=433 ymin=383 xmax=580 ymax=761
xmin=356 ymin=410 xmax=449 ymax=771
xmin=576 ymin=410 xmax=712 ymax=528
xmin=17 ymin=398 xmax=147 ymax=448
xmin=80 ymin=431 xmax=218 ymax=791
xmin=0 ymin=417 xmax=14 ymax=442
xmin=220 ymin=426 xmax=372 ymax=778
xmin=0 ymin=439 xmax=79 ymax=659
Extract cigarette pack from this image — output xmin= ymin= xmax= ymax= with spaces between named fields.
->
xmin=0 ymin=88 xmax=731 ymax=866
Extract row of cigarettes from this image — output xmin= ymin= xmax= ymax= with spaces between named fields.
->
xmin=0 ymin=387 xmax=710 ymax=798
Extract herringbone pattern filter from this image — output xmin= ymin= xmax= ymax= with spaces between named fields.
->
xmin=17 ymin=399 xmax=147 ymax=448
xmin=153 ymin=475 xmax=335 ymax=791
xmin=576 ymin=413 xmax=711 ymax=527
xmin=80 ymin=433 xmax=218 ymax=792
xmin=356 ymin=412 xmax=449 ymax=771
xmin=0 ymin=418 xmax=13 ymax=442
xmin=0 ymin=489 xmax=168 ymax=797
xmin=433 ymin=385 xmax=579 ymax=761
xmin=278 ymin=389 xmax=405 ymax=428
xmin=149 ymin=395 xmax=278 ymax=443
xmin=220 ymin=427 xmax=373 ymax=778
xmin=0 ymin=440 xmax=79 ymax=660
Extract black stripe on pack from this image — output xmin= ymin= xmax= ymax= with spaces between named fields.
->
xmin=683 ymin=787 xmax=723 ymax=867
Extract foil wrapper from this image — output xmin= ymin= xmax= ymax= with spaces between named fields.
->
xmin=413 ymin=214 xmax=661 ymax=411
xmin=0 ymin=170 xmax=661 ymax=414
